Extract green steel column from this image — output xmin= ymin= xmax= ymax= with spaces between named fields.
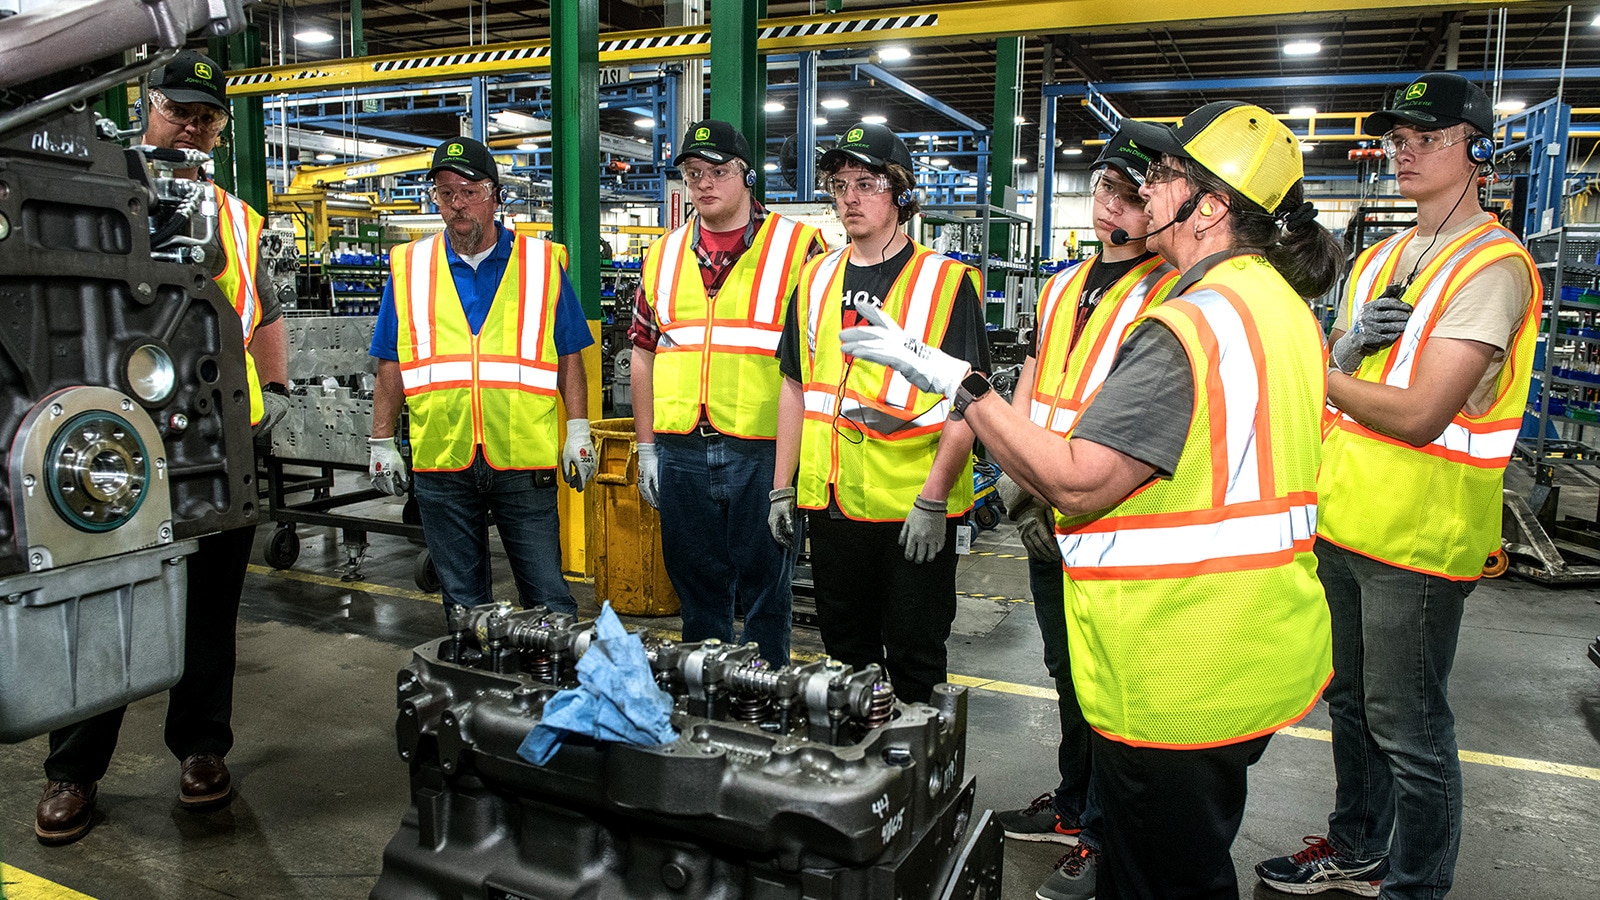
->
xmin=352 ymin=0 xmax=369 ymax=58
xmin=551 ymin=0 xmax=600 ymax=324
xmin=710 ymin=0 xmax=765 ymax=196
xmin=210 ymin=28 xmax=267 ymax=213
xmin=989 ymin=37 xmax=1021 ymax=260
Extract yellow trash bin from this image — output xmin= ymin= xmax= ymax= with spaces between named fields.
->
xmin=586 ymin=418 xmax=681 ymax=616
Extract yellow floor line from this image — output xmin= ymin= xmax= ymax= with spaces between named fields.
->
xmin=244 ymin=565 xmax=1600 ymax=785
xmin=1 ymin=863 xmax=96 ymax=899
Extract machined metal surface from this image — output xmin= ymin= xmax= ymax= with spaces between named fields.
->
xmin=0 ymin=0 xmax=249 ymax=92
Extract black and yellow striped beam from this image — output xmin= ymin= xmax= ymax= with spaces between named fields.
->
xmin=225 ymin=0 xmax=1513 ymax=98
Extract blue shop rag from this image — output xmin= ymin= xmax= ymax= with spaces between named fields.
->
xmin=517 ymin=602 xmax=678 ymax=765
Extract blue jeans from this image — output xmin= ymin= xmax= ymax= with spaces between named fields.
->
xmin=1028 ymin=554 xmax=1102 ymax=850
xmin=412 ymin=453 xmax=576 ymax=615
xmin=1319 ymin=541 xmax=1472 ymax=900
xmin=657 ymin=431 xmax=795 ymax=666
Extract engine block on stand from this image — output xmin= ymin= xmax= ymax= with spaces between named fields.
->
xmin=371 ymin=605 xmax=1003 ymax=900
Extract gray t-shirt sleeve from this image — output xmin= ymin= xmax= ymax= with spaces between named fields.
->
xmin=1069 ymin=321 xmax=1194 ymax=477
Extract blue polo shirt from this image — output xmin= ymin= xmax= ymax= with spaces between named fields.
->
xmin=369 ymin=223 xmax=593 ymax=361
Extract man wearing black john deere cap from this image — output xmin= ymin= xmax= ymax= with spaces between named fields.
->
xmin=992 ymin=119 xmax=1180 ymax=900
xmin=33 ymin=48 xmax=290 ymax=846
xmin=1258 ymin=72 xmax=1539 ymax=900
xmin=367 ymin=137 xmax=597 ymax=627
xmin=770 ymin=121 xmax=990 ymax=705
xmin=626 ymin=120 xmax=824 ymax=667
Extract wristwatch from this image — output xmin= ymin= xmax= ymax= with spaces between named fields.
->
xmin=263 ymin=381 xmax=290 ymax=397
xmin=950 ymin=371 xmax=992 ymax=419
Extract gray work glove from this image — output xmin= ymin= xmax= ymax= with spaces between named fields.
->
xmin=768 ymin=487 xmax=797 ymax=548
xmin=561 ymin=418 xmax=597 ymax=491
xmin=899 ymin=495 xmax=949 ymax=564
xmin=368 ymin=436 xmax=408 ymax=496
xmin=637 ymin=442 xmax=660 ymax=509
xmin=1332 ymin=295 xmax=1413 ymax=374
xmin=1017 ymin=504 xmax=1060 ymax=564
xmin=994 ymin=473 xmax=1035 ymax=520
xmin=253 ymin=390 xmax=290 ymax=438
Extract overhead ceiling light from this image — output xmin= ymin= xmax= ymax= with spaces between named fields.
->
xmin=1593 ymin=12 xmax=1600 ymax=26
xmin=1495 ymin=99 xmax=1526 ymax=113
xmin=878 ymin=46 xmax=911 ymax=62
xmin=1063 ymin=147 xmax=1084 ymax=156
xmin=1014 ymin=115 xmax=1027 ymax=125
xmin=314 ymin=152 xmax=338 ymax=162
xmin=634 ymin=117 xmax=655 ymax=128
xmin=920 ymin=134 xmax=936 ymax=142
xmin=609 ymin=207 xmax=625 ymax=213
xmin=518 ymin=141 xmax=540 ymax=151
xmin=820 ymin=98 xmax=849 ymax=110
xmin=492 ymin=110 xmax=549 ymax=134
xmin=931 ymin=158 xmax=950 ymax=167
xmin=764 ymin=161 xmax=779 ymax=171
xmin=1289 ymin=106 xmax=1318 ymax=117
xmin=1283 ymin=40 xmax=1321 ymax=57
xmin=814 ymin=116 xmax=828 ymax=126
xmin=295 ymin=29 xmax=335 ymax=45
xmin=861 ymin=114 xmax=887 ymax=125
xmin=1300 ymin=141 xmax=1316 ymax=153
xmin=1012 ymin=156 xmax=1027 ymax=165
xmin=764 ymin=100 xmax=786 ymax=113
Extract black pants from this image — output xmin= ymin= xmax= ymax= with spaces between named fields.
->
xmin=45 ymin=525 xmax=255 ymax=783
xmin=806 ymin=512 xmax=958 ymax=704
xmin=1092 ymin=731 xmax=1272 ymax=900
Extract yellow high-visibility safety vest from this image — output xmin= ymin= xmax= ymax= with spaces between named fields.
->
xmin=1056 ymin=253 xmax=1332 ymax=748
xmin=213 ymin=186 xmax=265 ymax=425
xmin=1320 ymin=220 xmax=1540 ymax=580
xmin=1030 ymin=256 xmax=1177 ymax=436
xmin=795 ymin=243 xmax=976 ymax=521
xmin=390 ymin=234 xmax=568 ymax=472
xmin=643 ymin=213 xmax=823 ymax=438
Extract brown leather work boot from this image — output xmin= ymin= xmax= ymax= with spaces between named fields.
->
xmin=178 ymin=753 xmax=233 ymax=810
xmin=35 ymin=780 xmax=97 ymax=845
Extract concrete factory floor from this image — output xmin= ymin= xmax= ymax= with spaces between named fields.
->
xmin=1 ymin=465 xmax=1598 ymax=900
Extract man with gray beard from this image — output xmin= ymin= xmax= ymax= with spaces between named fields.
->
xmin=368 ymin=137 xmax=596 ymax=623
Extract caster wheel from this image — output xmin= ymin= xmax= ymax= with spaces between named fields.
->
xmin=1483 ymin=548 xmax=1510 ymax=578
xmin=414 ymin=549 xmax=441 ymax=593
xmin=974 ymin=504 xmax=1000 ymax=531
xmin=265 ymin=527 xmax=300 ymax=570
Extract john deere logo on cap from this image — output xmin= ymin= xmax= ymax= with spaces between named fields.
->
xmin=193 ymin=62 xmax=213 ymax=80
xmin=447 ymin=142 xmax=464 ymax=158
xmin=846 ymin=128 xmax=865 ymax=143
xmin=695 ymin=127 xmax=710 ymax=141
xmin=1405 ymin=83 xmax=1428 ymax=101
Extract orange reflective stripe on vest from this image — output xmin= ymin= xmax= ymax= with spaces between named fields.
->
xmin=212 ymin=186 xmax=265 ymax=425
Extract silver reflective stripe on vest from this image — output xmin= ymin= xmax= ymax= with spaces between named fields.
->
xmin=805 ymin=247 xmax=848 ymax=355
xmin=517 ymin=237 xmax=553 ymax=360
xmin=801 ymin=387 xmax=948 ymax=434
xmin=404 ymin=235 xmax=442 ymax=359
xmin=1380 ymin=230 xmax=1511 ymax=387
xmin=882 ymin=257 xmax=950 ymax=411
xmin=216 ymin=187 xmax=258 ymax=341
xmin=1188 ymin=288 xmax=1266 ymax=505
xmin=753 ymin=216 xmax=802 ymax=324
xmin=1058 ymin=502 xmax=1316 ymax=569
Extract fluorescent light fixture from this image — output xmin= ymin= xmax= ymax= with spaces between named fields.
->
xmin=861 ymin=114 xmax=887 ymax=125
xmin=634 ymin=117 xmax=655 ymax=128
xmin=518 ymin=141 xmax=540 ymax=151
xmin=1300 ymin=142 xmax=1316 ymax=153
xmin=491 ymin=110 xmax=549 ymax=134
xmin=764 ymin=100 xmax=785 ymax=113
xmin=814 ymin=116 xmax=828 ymax=126
xmin=1014 ymin=115 xmax=1027 ymax=125
xmin=1063 ymin=147 xmax=1084 ymax=156
xmin=931 ymin=158 xmax=950 ymax=167
xmin=1289 ymin=106 xmax=1317 ymax=117
xmin=1013 ymin=156 xmax=1027 ymax=165
xmin=919 ymin=134 xmax=936 ymax=142
xmin=609 ymin=207 xmax=625 ymax=213
xmin=295 ymin=29 xmax=335 ymax=45
xmin=878 ymin=46 xmax=911 ymax=62
xmin=764 ymin=161 xmax=779 ymax=171
xmin=820 ymin=98 xmax=849 ymax=110
xmin=1283 ymin=40 xmax=1321 ymax=56
xmin=314 ymin=152 xmax=338 ymax=162
xmin=1495 ymin=99 xmax=1526 ymax=113
xmin=1593 ymin=12 xmax=1600 ymax=26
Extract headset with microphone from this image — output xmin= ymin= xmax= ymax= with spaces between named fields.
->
xmin=1110 ymin=193 xmax=1205 ymax=246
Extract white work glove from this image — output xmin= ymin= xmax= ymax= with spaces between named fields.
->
xmin=562 ymin=418 xmax=597 ymax=491
xmin=637 ymin=442 xmax=660 ymax=509
xmin=839 ymin=300 xmax=972 ymax=401
xmin=253 ymin=390 xmax=290 ymax=438
xmin=899 ymin=495 xmax=948 ymax=564
xmin=368 ymin=436 xmax=408 ymax=496
xmin=768 ymin=486 xmax=797 ymax=548
xmin=1332 ymin=295 xmax=1413 ymax=374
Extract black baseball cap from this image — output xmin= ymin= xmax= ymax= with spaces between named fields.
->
xmin=673 ymin=120 xmax=753 ymax=167
xmin=1093 ymin=119 xmax=1165 ymax=186
xmin=1363 ymin=73 xmax=1494 ymax=136
xmin=820 ymin=122 xmax=914 ymax=172
xmin=428 ymin=137 xmax=499 ymax=185
xmin=150 ymin=50 xmax=228 ymax=112
xmin=1137 ymin=101 xmax=1303 ymax=212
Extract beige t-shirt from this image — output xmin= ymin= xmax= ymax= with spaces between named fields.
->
xmin=1337 ymin=212 xmax=1535 ymax=416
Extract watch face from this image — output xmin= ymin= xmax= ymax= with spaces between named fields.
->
xmin=961 ymin=372 xmax=992 ymax=398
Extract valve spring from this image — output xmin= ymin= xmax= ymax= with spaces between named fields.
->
xmin=724 ymin=662 xmax=781 ymax=694
xmin=862 ymin=679 xmax=895 ymax=728
xmin=504 ymin=620 xmax=555 ymax=649
xmin=526 ymin=653 xmax=558 ymax=685
xmin=732 ymin=690 xmax=772 ymax=723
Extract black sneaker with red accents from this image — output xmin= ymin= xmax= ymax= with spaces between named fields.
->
xmin=1256 ymin=835 xmax=1389 ymax=897
xmin=995 ymin=792 xmax=1082 ymax=845
xmin=1035 ymin=843 xmax=1100 ymax=900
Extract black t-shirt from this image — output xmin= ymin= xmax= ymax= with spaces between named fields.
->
xmin=777 ymin=241 xmax=992 ymax=380
xmin=1029 ymin=252 xmax=1158 ymax=357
